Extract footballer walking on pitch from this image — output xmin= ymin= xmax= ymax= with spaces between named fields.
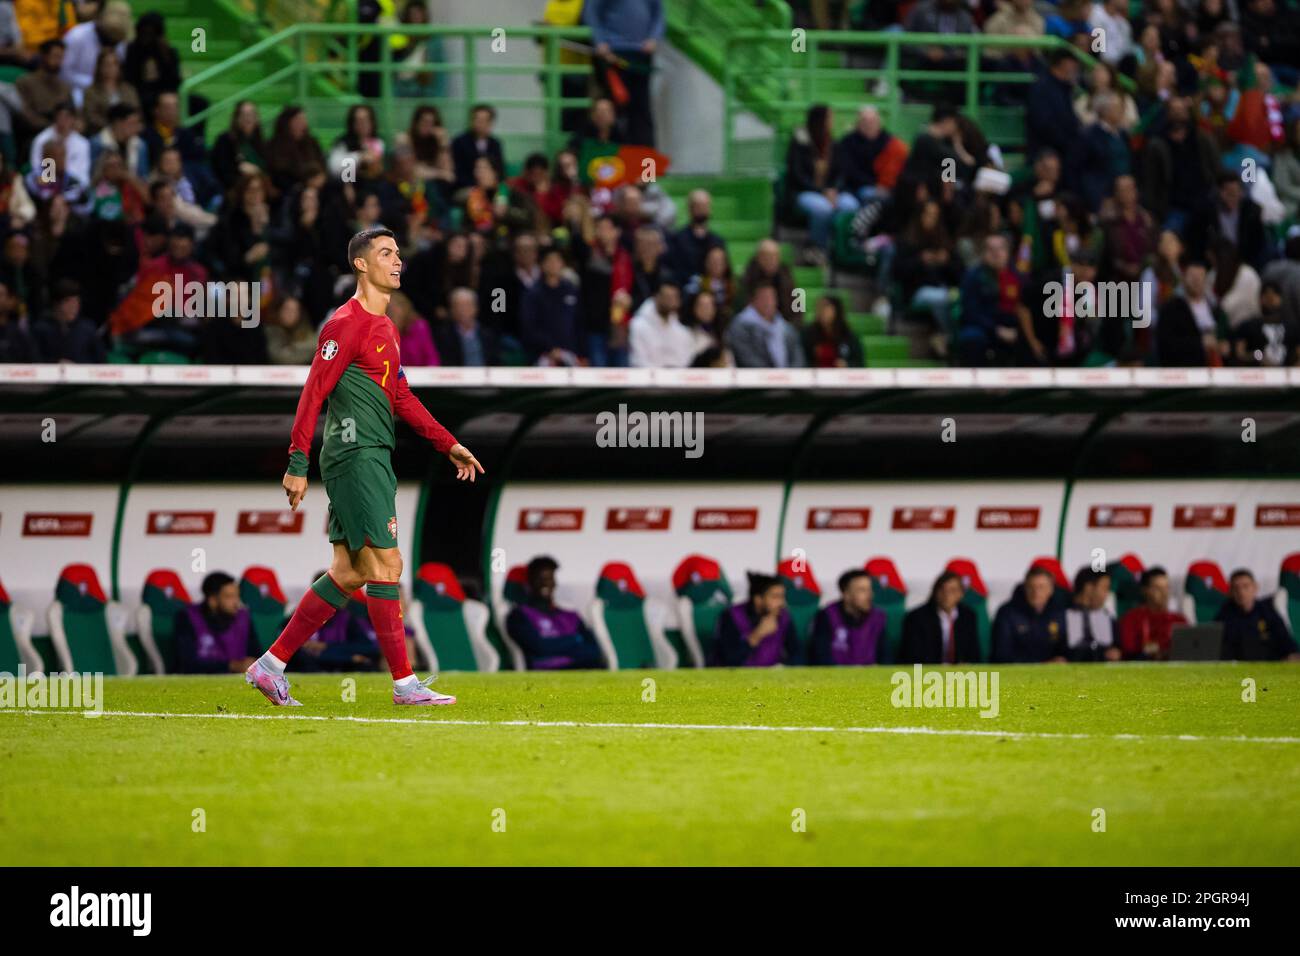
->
xmin=245 ymin=227 xmax=484 ymax=707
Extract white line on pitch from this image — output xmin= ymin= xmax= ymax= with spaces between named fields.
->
xmin=4 ymin=708 xmax=1299 ymax=744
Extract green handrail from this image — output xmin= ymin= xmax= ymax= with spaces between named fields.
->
xmin=719 ymin=29 xmax=1135 ymax=175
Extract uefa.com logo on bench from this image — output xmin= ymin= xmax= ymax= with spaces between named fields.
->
xmin=50 ymin=886 xmax=151 ymax=936
xmin=0 ymin=666 xmax=104 ymax=716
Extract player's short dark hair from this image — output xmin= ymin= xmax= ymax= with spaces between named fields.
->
xmin=746 ymin=572 xmax=782 ymax=601
xmin=1073 ymin=567 xmax=1098 ymax=595
xmin=1026 ymin=565 xmax=1055 ymax=584
xmin=348 ymin=227 xmax=396 ymax=274
xmin=202 ymin=572 xmax=236 ymax=599
xmin=929 ymin=570 xmax=962 ymax=601
xmin=107 ymin=103 xmax=138 ymax=124
xmin=469 ymin=103 xmax=496 ymax=120
xmin=52 ymin=278 xmax=80 ymax=302
xmin=523 ymin=152 xmax=549 ymax=172
xmin=1141 ymin=566 xmax=1168 ymax=586
xmin=931 ymin=103 xmax=958 ymax=123
xmin=838 ymin=568 xmax=871 ymax=594
xmin=527 ymin=555 xmax=558 ymax=580
xmin=1229 ymin=568 xmax=1255 ymax=583
xmin=39 ymin=39 xmax=65 ymax=56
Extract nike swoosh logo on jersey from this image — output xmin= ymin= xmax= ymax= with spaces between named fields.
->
xmin=377 ymin=344 xmax=386 ymax=352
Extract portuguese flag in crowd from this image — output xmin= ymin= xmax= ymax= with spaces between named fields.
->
xmin=1227 ymin=54 xmax=1286 ymax=152
xmin=577 ymin=138 xmax=672 ymax=189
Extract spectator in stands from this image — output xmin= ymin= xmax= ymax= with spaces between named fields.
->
xmin=898 ymin=198 xmax=962 ymax=355
xmin=1075 ymin=62 xmax=1137 ymax=131
xmin=984 ymin=0 xmax=1046 ymax=62
xmin=60 ymin=1 xmax=131 ymax=106
xmin=1118 ymin=566 xmax=1187 ymax=661
xmin=1089 ymin=0 xmax=1133 ymax=67
xmin=629 ymin=280 xmax=694 ymax=368
xmin=0 ymin=281 xmax=37 ymax=363
xmin=904 ymin=0 xmax=976 ymax=72
xmin=122 ymin=12 xmax=182 ymax=113
xmin=328 ymin=103 xmax=386 ymax=181
xmin=199 ymin=293 xmax=269 ymax=366
xmin=389 ymin=291 xmax=439 ymax=366
xmin=451 ymin=103 xmax=504 ymax=191
xmin=684 ymin=244 xmax=735 ymax=319
xmin=29 ymin=101 xmax=89 ymax=189
xmin=569 ymin=95 xmax=619 ymax=154
xmin=142 ymin=91 xmax=206 ymax=178
xmin=993 ymin=566 xmax=1069 ymax=663
xmin=506 ymin=555 xmax=605 ymax=669
xmin=152 ymin=147 xmax=214 ymax=236
xmin=741 ymin=239 xmax=798 ymax=324
xmin=434 ymin=286 xmax=500 ymax=366
xmin=836 ymin=105 xmax=901 ymax=204
xmin=264 ymin=296 xmax=316 ymax=365
xmin=1143 ymin=96 xmax=1219 ymax=233
xmin=397 ymin=104 xmax=454 ymax=187
xmin=585 ymin=0 xmax=663 ymax=147
xmin=714 ymin=571 xmax=800 ymax=666
xmin=1209 ymin=238 xmax=1261 ymax=332
xmin=16 ymin=40 xmax=72 ymax=144
xmin=1065 ymin=568 xmax=1120 ymax=661
xmin=802 ymin=294 xmax=862 ymax=368
xmin=211 ymin=100 xmax=268 ymax=194
xmin=110 ymin=223 xmax=206 ymax=347
xmin=33 ymin=278 xmax=102 ymax=363
xmin=0 ymin=1 xmax=25 ymax=69
xmin=572 ymin=212 xmax=631 ymax=367
xmin=173 ymin=571 xmax=260 ymax=674
xmin=266 ymin=106 xmax=326 ymax=197
xmin=0 ymin=150 xmax=35 ymax=231
xmin=810 ymin=569 xmax=888 ymax=665
xmin=521 ymin=244 xmax=583 ymax=365
xmin=1274 ymin=118 xmax=1300 ymax=223
xmin=81 ymin=48 xmax=140 ymax=137
xmin=786 ymin=103 xmax=855 ymax=266
xmin=1196 ymin=172 xmax=1265 ymax=271
xmin=898 ymin=570 xmax=980 ymax=664
xmin=1044 ymin=0 xmax=1091 ymax=41
xmin=0 ymin=230 xmax=40 ymax=321
xmin=1263 ymin=233 xmax=1300 ymax=329
xmin=214 ymin=172 xmax=272 ymax=283
xmin=726 ymin=280 xmax=805 ymax=368
xmin=1157 ymin=259 xmax=1226 ymax=366
xmin=1100 ymin=174 xmax=1154 ymax=289
xmin=681 ymin=290 xmax=727 ymax=362
xmin=628 ymin=223 xmax=668 ymax=311
xmin=91 ymin=103 xmax=149 ymax=180
xmin=1230 ymin=280 xmax=1299 ymax=366
xmin=1242 ymin=0 xmax=1300 ymax=79
xmin=1216 ymin=568 xmax=1300 ymax=660
xmin=1026 ymin=49 xmax=1082 ymax=189
xmin=669 ymin=189 xmax=725 ymax=284
xmin=479 ymin=230 xmax=540 ymax=345
xmin=1079 ymin=93 xmax=1131 ymax=212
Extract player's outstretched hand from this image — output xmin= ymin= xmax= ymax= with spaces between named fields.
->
xmin=448 ymin=444 xmax=485 ymax=482
xmin=283 ymin=472 xmax=308 ymax=510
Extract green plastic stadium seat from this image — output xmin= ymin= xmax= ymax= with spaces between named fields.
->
xmin=946 ymin=558 xmax=991 ymax=663
xmin=1183 ymin=560 xmax=1228 ymax=624
xmin=865 ymin=557 xmax=908 ymax=660
xmin=411 ymin=562 xmax=497 ymax=672
xmin=1276 ymin=553 xmax=1300 ymax=634
xmin=239 ymin=566 xmax=288 ymax=653
xmin=1106 ymin=553 xmax=1145 ymax=619
xmin=672 ymin=554 xmax=733 ymax=667
xmin=493 ymin=564 xmax=531 ymax=670
xmin=137 ymin=570 xmax=193 ymax=674
xmin=590 ymin=562 xmax=676 ymax=669
xmin=777 ymin=557 xmax=822 ymax=655
xmin=0 ymin=579 xmax=41 ymax=673
xmin=47 ymin=564 xmax=134 ymax=675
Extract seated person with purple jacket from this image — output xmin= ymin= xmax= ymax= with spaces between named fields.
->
xmin=172 ymin=571 xmax=260 ymax=674
xmin=291 ymin=570 xmax=384 ymax=672
xmin=809 ymin=568 xmax=889 ymax=665
xmin=506 ymin=556 xmax=605 ymax=669
xmin=713 ymin=572 xmax=801 ymax=666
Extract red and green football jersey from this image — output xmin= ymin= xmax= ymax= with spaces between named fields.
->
xmin=287 ymin=298 xmax=457 ymax=479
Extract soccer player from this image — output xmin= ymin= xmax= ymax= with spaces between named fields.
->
xmin=244 ymin=226 xmax=484 ymax=707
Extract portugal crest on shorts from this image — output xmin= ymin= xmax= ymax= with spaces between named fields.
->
xmin=388 ymin=516 xmax=398 ymax=539
xmin=321 ymin=339 xmax=339 ymax=360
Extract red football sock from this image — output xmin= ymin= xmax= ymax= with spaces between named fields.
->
xmin=366 ymin=581 xmax=412 ymax=680
xmin=268 ymin=573 xmax=351 ymax=662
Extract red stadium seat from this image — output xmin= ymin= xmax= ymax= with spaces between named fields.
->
xmin=945 ymin=557 xmax=991 ymax=660
xmin=1183 ymin=560 xmax=1229 ymax=623
xmin=410 ymin=562 xmax=497 ymax=672
xmin=1029 ymin=556 xmax=1071 ymax=590
xmin=137 ymin=569 xmax=194 ymax=674
xmin=864 ymin=557 xmax=907 ymax=658
xmin=0 ymin=577 xmax=40 ymax=673
xmin=591 ymin=561 xmax=675 ymax=669
xmin=777 ymin=557 xmax=822 ymax=650
xmin=239 ymin=566 xmax=288 ymax=652
xmin=672 ymin=554 xmax=732 ymax=667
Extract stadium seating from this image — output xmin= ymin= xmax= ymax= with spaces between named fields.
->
xmin=239 ymin=566 xmax=289 ymax=652
xmin=672 ymin=554 xmax=733 ymax=668
xmin=136 ymin=570 xmax=192 ymax=675
xmin=1106 ymin=554 xmax=1146 ymax=620
xmin=777 ymin=558 xmax=822 ymax=654
xmin=945 ymin=558 xmax=992 ymax=663
xmin=1183 ymin=561 xmax=1230 ymax=624
xmin=493 ymin=565 xmax=530 ymax=671
xmin=864 ymin=558 xmax=908 ymax=661
xmin=1276 ymin=553 xmax=1300 ymax=633
xmin=0 ymin=579 xmax=40 ymax=673
xmin=588 ymin=562 xmax=676 ymax=670
xmin=46 ymin=565 xmax=134 ymax=675
xmin=409 ymin=563 xmax=498 ymax=672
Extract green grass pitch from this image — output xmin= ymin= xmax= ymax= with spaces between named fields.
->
xmin=2 ymin=664 xmax=1298 ymax=866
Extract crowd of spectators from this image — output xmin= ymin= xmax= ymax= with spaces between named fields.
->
xmin=1 ymin=1 xmax=1299 ymax=370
